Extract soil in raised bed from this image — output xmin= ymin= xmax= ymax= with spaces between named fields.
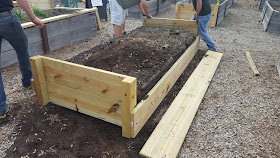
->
xmin=68 ymin=26 xmax=196 ymax=102
xmin=3 ymin=27 xmax=205 ymax=157
xmin=3 ymin=49 xmax=207 ymax=158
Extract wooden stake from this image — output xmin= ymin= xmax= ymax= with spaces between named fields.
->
xmin=245 ymin=52 xmax=260 ymax=76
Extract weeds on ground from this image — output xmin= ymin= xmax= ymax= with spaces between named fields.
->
xmin=14 ymin=9 xmax=25 ymax=22
xmin=223 ymin=11 xmax=233 ymax=22
xmin=32 ymin=8 xmax=48 ymax=17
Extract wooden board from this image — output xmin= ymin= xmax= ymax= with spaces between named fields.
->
xmin=132 ymin=36 xmax=200 ymax=138
xmin=143 ymin=17 xmax=198 ymax=36
xmin=22 ymin=8 xmax=99 ymax=29
xmin=30 ymin=56 xmax=137 ymax=127
xmin=277 ymin=55 xmax=280 ymax=77
xmin=174 ymin=3 xmax=219 ymax=27
xmin=245 ymin=52 xmax=260 ymax=76
xmin=140 ymin=51 xmax=223 ymax=158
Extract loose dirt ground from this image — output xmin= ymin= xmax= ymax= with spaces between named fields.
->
xmin=1 ymin=0 xmax=280 ymax=157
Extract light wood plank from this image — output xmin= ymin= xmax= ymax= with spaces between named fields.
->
xmin=140 ymin=51 xmax=223 ymax=158
xmin=143 ymin=17 xmax=198 ymax=36
xmin=94 ymin=8 xmax=102 ymax=30
xmin=22 ymin=8 xmax=98 ymax=29
xmin=174 ymin=3 xmax=219 ymax=27
xmin=210 ymin=5 xmax=219 ymax=27
xmin=121 ymin=77 xmax=137 ymax=138
xmin=41 ymin=56 xmax=127 ymax=101
xmin=245 ymin=52 xmax=260 ymax=76
xmin=276 ymin=55 xmax=280 ymax=77
xmin=132 ymin=36 xmax=200 ymax=138
xmin=47 ymin=82 xmax=122 ymax=126
xmin=30 ymin=56 xmax=49 ymax=105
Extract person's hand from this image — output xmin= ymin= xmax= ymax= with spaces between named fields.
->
xmin=194 ymin=14 xmax=199 ymax=24
xmin=31 ymin=17 xmax=44 ymax=28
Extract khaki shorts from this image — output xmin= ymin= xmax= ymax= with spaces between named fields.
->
xmin=109 ymin=0 xmax=126 ymax=26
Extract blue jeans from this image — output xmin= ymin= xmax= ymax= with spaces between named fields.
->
xmin=0 ymin=13 xmax=32 ymax=115
xmin=192 ymin=13 xmax=216 ymax=51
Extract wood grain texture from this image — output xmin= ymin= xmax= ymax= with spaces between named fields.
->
xmin=140 ymin=51 xmax=223 ymax=158
xmin=132 ymin=36 xmax=200 ymax=138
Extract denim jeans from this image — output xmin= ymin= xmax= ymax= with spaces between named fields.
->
xmin=0 ymin=13 xmax=32 ymax=115
xmin=192 ymin=13 xmax=216 ymax=51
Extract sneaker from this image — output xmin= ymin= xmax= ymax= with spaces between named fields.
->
xmin=147 ymin=15 xmax=152 ymax=19
xmin=142 ymin=14 xmax=146 ymax=17
xmin=122 ymin=31 xmax=127 ymax=35
xmin=23 ymin=85 xmax=31 ymax=90
xmin=0 ymin=113 xmax=6 ymax=119
xmin=0 ymin=109 xmax=8 ymax=119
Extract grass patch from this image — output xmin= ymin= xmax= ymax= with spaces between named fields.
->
xmin=32 ymin=8 xmax=48 ymax=18
xmin=14 ymin=10 xmax=25 ymax=22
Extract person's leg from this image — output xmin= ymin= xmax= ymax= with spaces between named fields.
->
xmin=0 ymin=14 xmax=11 ymax=117
xmin=138 ymin=3 xmax=145 ymax=15
xmin=198 ymin=14 xmax=216 ymax=51
xmin=140 ymin=0 xmax=152 ymax=17
xmin=110 ymin=0 xmax=125 ymax=38
xmin=0 ymin=38 xmax=8 ymax=117
xmin=113 ymin=24 xmax=123 ymax=38
xmin=2 ymin=13 xmax=32 ymax=88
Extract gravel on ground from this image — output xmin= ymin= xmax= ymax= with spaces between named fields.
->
xmin=1 ymin=0 xmax=279 ymax=157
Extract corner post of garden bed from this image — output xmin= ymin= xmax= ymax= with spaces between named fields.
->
xmin=121 ymin=77 xmax=137 ymax=138
xmin=30 ymin=56 xmax=49 ymax=106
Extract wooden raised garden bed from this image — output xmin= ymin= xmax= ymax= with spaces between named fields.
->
xmin=1 ymin=8 xmax=101 ymax=68
xmin=257 ymin=0 xmax=279 ymax=11
xmin=30 ymin=18 xmax=199 ymax=138
xmin=261 ymin=0 xmax=280 ymax=33
xmin=175 ymin=0 xmax=234 ymax=27
xmin=128 ymin=0 xmax=172 ymax=19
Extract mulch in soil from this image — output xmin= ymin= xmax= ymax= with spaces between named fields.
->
xmin=3 ymin=49 xmax=207 ymax=158
xmin=69 ymin=26 xmax=196 ymax=102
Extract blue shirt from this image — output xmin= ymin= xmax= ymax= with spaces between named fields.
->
xmin=0 ymin=0 xmax=13 ymax=13
xmin=192 ymin=0 xmax=211 ymax=16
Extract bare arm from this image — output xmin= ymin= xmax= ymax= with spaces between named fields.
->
xmin=16 ymin=0 xmax=44 ymax=28
xmin=196 ymin=0 xmax=202 ymax=16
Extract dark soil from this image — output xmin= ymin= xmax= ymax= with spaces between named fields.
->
xmin=3 ymin=49 xmax=206 ymax=158
xmin=69 ymin=26 xmax=196 ymax=102
xmin=2 ymin=26 xmax=206 ymax=157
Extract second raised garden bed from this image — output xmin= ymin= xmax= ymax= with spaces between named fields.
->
xmin=1 ymin=8 xmax=101 ymax=68
xmin=261 ymin=0 xmax=280 ymax=33
xmin=30 ymin=18 xmax=199 ymax=138
xmin=128 ymin=0 xmax=172 ymax=19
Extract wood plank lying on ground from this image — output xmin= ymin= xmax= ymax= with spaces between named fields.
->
xmin=276 ymin=55 xmax=280 ymax=77
xmin=140 ymin=51 xmax=223 ymax=158
xmin=245 ymin=51 xmax=260 ymax=76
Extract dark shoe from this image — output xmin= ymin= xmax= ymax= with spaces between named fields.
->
xmin=123 ymin=31 xmax=127 ymax=35
xmin=142 ymin=14 xmax=146 ymax=17
xmin=147 ymin=15 xmax=152 ymax=19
